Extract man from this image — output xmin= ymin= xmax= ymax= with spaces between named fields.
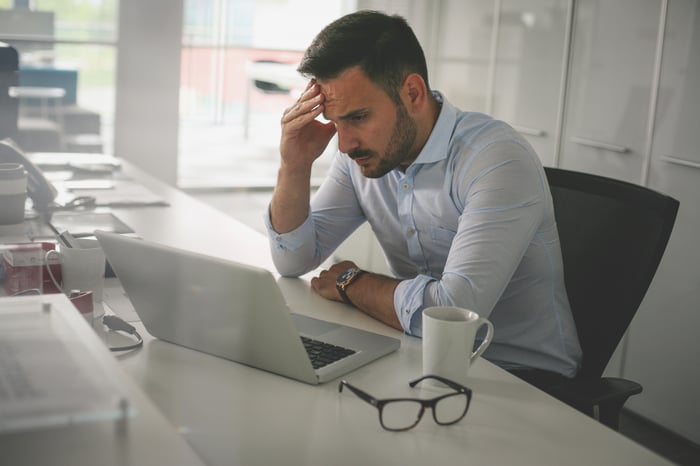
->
xmin=265 ymin=10 xmax=581 ymax=384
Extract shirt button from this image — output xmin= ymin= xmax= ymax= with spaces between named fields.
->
xmin=407 ymin=227 xmax=415 ymax=236
xmin=402 ymin=183 xmax=410 ymax=190
xmin=275 ymin=235 xmax=282 ymax=241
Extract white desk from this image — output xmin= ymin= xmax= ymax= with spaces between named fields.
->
xmin=1 ymin=161 xmax=671 ymax=465
xmin=105 ymin=163 xmax=670 ymax=465
xmin=0 ymin=294 xmax=205 ymax=466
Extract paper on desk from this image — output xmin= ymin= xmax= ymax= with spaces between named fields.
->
xmin=29 ymin=152 xmax=122 ymax=173
xmin=55 ymin=179 xmax=169 ymax=207
xmin=86 ymin=179 xmax=168 ymax=207
xmin=48 ymin=211 xmax=134 ymax=237
xmin=0 ymin=298 xmax=130 ymax=434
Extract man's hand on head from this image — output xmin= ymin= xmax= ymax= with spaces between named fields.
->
xmin=271 ymin=80 xmax=337 ymax=234
xmin=280 ymin=80 xmax=337 ymax=169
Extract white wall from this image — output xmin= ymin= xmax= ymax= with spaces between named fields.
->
xmin=114 ymin=0 xmax=183 ymax=186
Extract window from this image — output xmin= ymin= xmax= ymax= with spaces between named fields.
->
xmin=0 ymin=0 xmax=117 ymax=153
xmin=179 ymin=0 xmax=348 ymax=188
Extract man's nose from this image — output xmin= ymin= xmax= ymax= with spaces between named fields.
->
xmin=336 ymin=126 xmax=360 ymax=154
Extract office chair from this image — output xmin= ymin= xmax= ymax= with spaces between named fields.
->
xmin=543 ymin=167 xmax=679 ymax=430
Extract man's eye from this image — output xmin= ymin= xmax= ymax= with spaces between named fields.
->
xmin=350 ymin=114 xmax=366 ymax=122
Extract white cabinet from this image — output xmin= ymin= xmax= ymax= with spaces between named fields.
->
xmin=623 ymin=0 xmax=700 ymax=444
xmin=559 ymin=0 xmax=662 ymax=183
xmin=430 ymin=0 xmax=495 ymax=113
xmin=491 ymin=0 xmax=570 ymax=166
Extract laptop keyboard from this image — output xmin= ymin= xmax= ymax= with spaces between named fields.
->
xmin=301 ymin=336 xmax=356 ymax=369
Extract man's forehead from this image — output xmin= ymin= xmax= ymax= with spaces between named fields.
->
xmin=318 ymin=68 xmax=385 ymax=120
xmin=319 ymin=82 xmax=357 ymax=120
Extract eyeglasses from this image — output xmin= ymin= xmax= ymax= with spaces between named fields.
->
xmin=338 ymin=375 xmax=472 ymax=431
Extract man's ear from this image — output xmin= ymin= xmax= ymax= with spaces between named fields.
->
xmin=401 ymin=73 xmax=428 ymax=113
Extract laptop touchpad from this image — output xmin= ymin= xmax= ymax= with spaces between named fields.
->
xmin=291 ymin=314 xmax=341 ymax=338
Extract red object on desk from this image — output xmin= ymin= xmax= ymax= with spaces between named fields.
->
xmin=2 ymin=242 xmax=62 ymax=295
xmin=69 ymin=290 xmax=93 ymax=317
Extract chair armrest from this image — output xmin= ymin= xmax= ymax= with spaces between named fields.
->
xmin=550 ymin=377 xmax=642 ymax=429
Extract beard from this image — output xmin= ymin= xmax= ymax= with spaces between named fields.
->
xmin=348 ymin=103 xmax=418 ymax=178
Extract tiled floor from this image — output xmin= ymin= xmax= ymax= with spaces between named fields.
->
xmin=188 ymin=187 xmax=700 ymax=466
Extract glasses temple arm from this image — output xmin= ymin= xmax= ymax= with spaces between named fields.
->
xmin=338 ymin=380 xmax=380 ymax=407
xmin=409 ymin=375 xmax=470 ymax=393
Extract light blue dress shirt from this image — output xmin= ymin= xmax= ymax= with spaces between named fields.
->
xmin=266 ymin=92 xmax=582 ymax=377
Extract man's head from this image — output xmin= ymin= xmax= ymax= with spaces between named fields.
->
xmin=298 ymin=10 xmax=430 ymax=106
xmin=298 ymin=11 xmax=437 ymax=178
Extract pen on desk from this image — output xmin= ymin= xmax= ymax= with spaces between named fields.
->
xmin=57 ymin=230 xmax=81 ymax=248
xmin=47 ymin=222 xmax=74 ymax=247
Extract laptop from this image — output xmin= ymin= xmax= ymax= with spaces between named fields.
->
xmin=95 ymin=231 xmax=400 ymax=385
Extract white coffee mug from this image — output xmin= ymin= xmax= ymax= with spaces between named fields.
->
xmin=46 ymin=238 xmax=106 ymax=302
xmin=0 ymin=162 xmax=28 ymax=226
xmin=422 ymin=306 xmax=494 ymax=384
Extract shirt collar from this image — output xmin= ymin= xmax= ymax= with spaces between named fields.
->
xmin=410 ymin=91 xmax=456 ymax=166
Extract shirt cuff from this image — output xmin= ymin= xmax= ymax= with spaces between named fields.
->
xmin=394 ymin=275 xmax=434 ymax=337
xmin=264 ymin=205 xmax=314 ymax=252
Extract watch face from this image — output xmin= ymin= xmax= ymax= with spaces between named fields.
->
xmin=337 ymin=267 xmax=359 ymax=286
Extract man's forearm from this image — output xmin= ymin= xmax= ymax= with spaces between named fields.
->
xmin=270 ymin=163 xmax=313 ymax=233
xmin=345 ymin=272 xmax=403 ymax=331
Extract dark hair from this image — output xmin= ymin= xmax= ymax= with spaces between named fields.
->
xmin=297 ymin=10 xmax=430 ymax=104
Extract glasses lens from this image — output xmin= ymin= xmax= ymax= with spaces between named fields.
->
xmin=434 ymin=393 xmax=469 ymax=425
xmin=380 ymin=400 xmax=423 ymax=430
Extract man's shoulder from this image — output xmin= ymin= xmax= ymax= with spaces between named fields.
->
xmin=422 ymin=94 xmax=517 ymax=162
xmin=453 ymin=110 xmax=514 ymax=136
xmin=450 ymin=109 xmax=529 ymax=154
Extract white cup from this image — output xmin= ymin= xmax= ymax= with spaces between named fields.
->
xmin=46 ymin=238 xmax=106 ymax=303
xmin=0 ymin=162 xmax=28 ymax=225
xmin=422 ymin=306 xmax=494 ymax=384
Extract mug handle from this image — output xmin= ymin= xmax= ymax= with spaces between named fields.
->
xmin=45 ymin=249 xmax=63 ymax=292
xmin=470 ymin=318 xmax=494 ymax=364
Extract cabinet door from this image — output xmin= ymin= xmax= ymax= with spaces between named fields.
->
xmin=431 ymin=0 xmax=495 ymax=113
xmin=559 ymin=0 xmax=661 ymax=183
xmin=492 ymin=0 xmax=570 ymax=166
xmin=624 ymin=0 xmax=700 ymax=444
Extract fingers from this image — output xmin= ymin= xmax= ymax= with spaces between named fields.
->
xmin=303 ymin=79 xmax=316 ymax=92
xmin=282 ymin=82 xmax=325 ymax=126
xmin=310 ymin=261 xmax=358 ymax=303
xmin=310 ymin=268 xmax=340 ymax=302
xmin=278 ymin=80 xmax=334 ymax=169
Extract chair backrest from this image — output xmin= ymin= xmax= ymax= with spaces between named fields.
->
xmin=544 ymin=167 xmax=679 ymax=379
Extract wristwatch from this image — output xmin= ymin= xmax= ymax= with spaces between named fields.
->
xmin=336 ymin=266 xmax=366 ymax=306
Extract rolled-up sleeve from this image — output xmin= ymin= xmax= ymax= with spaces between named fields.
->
xmin=264 ymin=153 xmax=366 ymax=277
xmin=264 ymin=206 xmax=319 ymax=277
xmin=394 ymin=275 xmax=434 ymax=336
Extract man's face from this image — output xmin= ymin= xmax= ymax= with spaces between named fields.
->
xmin=319 ymin=67 xmax=418 ymax=178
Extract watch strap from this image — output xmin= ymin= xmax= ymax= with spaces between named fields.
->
xmin=336 ymin=269 xmax=366 ymax=306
